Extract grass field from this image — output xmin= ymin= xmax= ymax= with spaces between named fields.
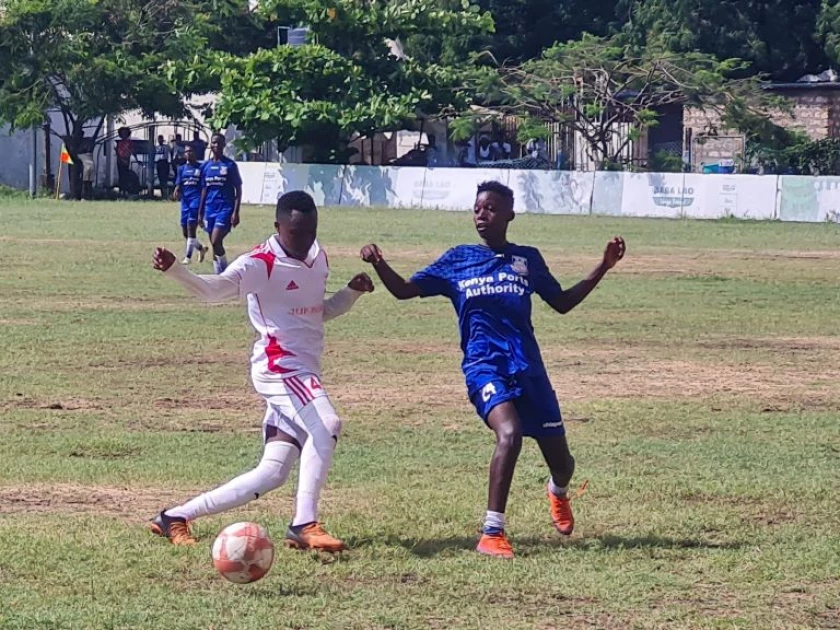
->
xmin=1 ymin=199 xmax=839 ymax=630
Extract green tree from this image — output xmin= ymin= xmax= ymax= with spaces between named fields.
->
xmin=209 ymin=0 xmax=493 ymax=162
xmin=621 ymin=0 xmax=831 ymax=81
xmin=477 ymin=0 xmax=617 ymax=63
xmin=0 ymin=0 xmax=267 ymax=196
xmin=817 ymin=0 xmax=840 ymax=68
xmin=483 ymin=34 xmax=781 ymax=169
xmin=402 ymin=0 xmax=619 ymax=68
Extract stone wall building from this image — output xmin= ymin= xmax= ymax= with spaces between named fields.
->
xmin=683 ymin=71 xmax=840 ymax=171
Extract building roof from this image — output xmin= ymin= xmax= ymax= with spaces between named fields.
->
xmin=765 ymin=69 xmax=840 ymax=91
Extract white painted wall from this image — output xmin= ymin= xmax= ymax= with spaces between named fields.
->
xmin=238 ymin=163 xmax=840 ymax=222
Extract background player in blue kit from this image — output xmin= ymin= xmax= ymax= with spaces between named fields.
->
xmin=198 ymin=133 xmax=242 ymax=274
xmin=173 ymin=145 xmax=207 ymax=264
xmin=361 ymin=181 xmax=626 ymax=558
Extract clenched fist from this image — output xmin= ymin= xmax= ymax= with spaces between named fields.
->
xmin=347 ymin=272 xmax=374 ymax=292
xmin=360 ymin=244 xmax=383 ymax=265
xmin=153 ymin=247 xmax=176 ymax=272
xmin=601 ymin=237 xmax=626 ymax=270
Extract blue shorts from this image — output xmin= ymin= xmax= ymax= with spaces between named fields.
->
xmin=180 ymin=204 xmax=199 ymax=227
xmin=204 ymin=210 xmax=232 ymax=234
xmin=469 ymin=371 xmax=565 ymax=438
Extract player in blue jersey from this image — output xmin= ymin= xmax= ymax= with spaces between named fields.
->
xmin=198 ymin=133 xmax=242 ymax=274
xmin=361 ymin=181 xmax=625 ymax=559
xmin=173 ymin=145 xmax=207 ymax=265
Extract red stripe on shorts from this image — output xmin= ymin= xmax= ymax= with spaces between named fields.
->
xmin=285 ymin=375 xmax=313 ymax=405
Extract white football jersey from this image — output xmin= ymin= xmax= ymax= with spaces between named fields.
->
xmin=223 ymin=236 xmax=329 ymax=395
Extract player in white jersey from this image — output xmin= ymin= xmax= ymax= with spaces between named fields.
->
xmin=147 ymin=191 xmax=373 ymax=551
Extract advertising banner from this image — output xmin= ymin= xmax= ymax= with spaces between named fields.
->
xmin=684 ymin=174 xmax=778 ymax=220
xmin=340 ymin=165 xmax=425 ymax=208
xmin=591 ymin=171 xmax=624 ymax=216
xmin=260 ymin=163 xmax=344 ymax=206
xmin=620 ymin=173 xmax=688 ymax=218
xmin=778 ymin=176 xmax=840 ymax=222
xmin=507 ymin=170 xmax=594 ymax=214
xmin=420 ymin=168 xmax=511 ymax=211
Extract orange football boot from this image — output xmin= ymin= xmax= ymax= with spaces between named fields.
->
xmin=547 ymin=485 xmax=575 ymax=536
xmin=285 ymin=522 xmax=346 ymax=552
xmin=148 ymin=511 xmax=198 ymax=546
xmin=476 ymin=531 xmax=514 ymax=559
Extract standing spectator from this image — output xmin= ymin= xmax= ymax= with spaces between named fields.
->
xmin=154 ymin=135 xmax=171 ymax=199
xmin=425 ymin=134 xmax=440 ymax=167
xmin=526 ymin=137 xmax=547 ymax=161
xmin=170 ymin=133 xmax=187 ymax=179
xmin=77 ymin=136 xmax=96 ymax=200
xmin=115 ymin=127 xmax=134 ymax=198
xmin=457 ymin=138 xmax=477 ymax=167
xmin=493 ymin=134 xmax=512 ymax=160
xmin=477 ymin=135 xmax=494 ymax=162
xmin=190 ymin=130 xmax=207 ymax=162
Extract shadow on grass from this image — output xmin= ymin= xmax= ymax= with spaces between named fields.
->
xmin=347 ymin=533 xmax=745 ymax=558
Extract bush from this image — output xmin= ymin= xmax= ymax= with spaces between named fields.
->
xmin=648 ymin=150 xmax=685 ymax=173
xmin=0 ymin=185 xmax=29 ymax=200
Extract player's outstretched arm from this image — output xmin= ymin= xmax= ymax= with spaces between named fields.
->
xmin=153 ymin=247 xmax=240 ymax=303
xmin=360 ymin=244 xmax=420 ymax=300
xmin=547 ymin=237 xmax=626 ymax=315
xmin=323 ymin=273 xmax=374 ymax=322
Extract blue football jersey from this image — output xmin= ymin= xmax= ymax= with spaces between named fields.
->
xmin=176 ymin=163 xmax=202 ymax=209
xmin=410 ymin=244 xmax=564 ymax=393
xmin=200 ymin=157 xmax=241 ymax=214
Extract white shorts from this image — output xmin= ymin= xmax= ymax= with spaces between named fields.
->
xmin=261 ymin=373 xmax=340 ymax=445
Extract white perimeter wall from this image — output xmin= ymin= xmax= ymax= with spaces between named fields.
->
xmin=238 ymin=164 xmax=840 ymax=222
xmin=4 ymin=145 xmax=840 ymax=222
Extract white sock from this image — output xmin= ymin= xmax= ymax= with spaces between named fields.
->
xmin=548 ymin=478 xmax=568 ymax=498
xmin=166 ymin=441 xmax=300 ymax=521
xmin=214 ymin=255 xmax=228 ymax=274
xmin=185 ymin=237 xmax=195 ymax=259
xmin=484 ymin=510 xmax=505 ymax=532
xmin=291 ymin=406 xmax=341 ymax=527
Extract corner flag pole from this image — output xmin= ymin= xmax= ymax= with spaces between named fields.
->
xmin=55 ymin=160 xmax=62 ymax=200
xmin=56 ymin=143 xmax=73 ymax=200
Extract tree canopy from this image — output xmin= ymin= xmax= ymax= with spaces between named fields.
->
xmin=619 ymin=0 xmax=831 ymax=81
xmin=0 ymin=0 xmax=265 ymax=136
xmin=480 ymin=34 xmax=780 ymax=168
xmin=208 ymin=0 xmax=493 ymax=161
xmin=2 ymin=0 xmax=836 ymax=172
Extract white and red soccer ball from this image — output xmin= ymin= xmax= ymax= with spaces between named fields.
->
xmin=211 ymin=522 xmax=275 ymax=583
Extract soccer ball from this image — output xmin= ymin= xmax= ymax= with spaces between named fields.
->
xmin=211 ymin=522 xmax=275 ymax=584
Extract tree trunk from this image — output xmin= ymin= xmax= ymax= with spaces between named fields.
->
xmin=42 ymin=122 xmax=54 ymax=192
